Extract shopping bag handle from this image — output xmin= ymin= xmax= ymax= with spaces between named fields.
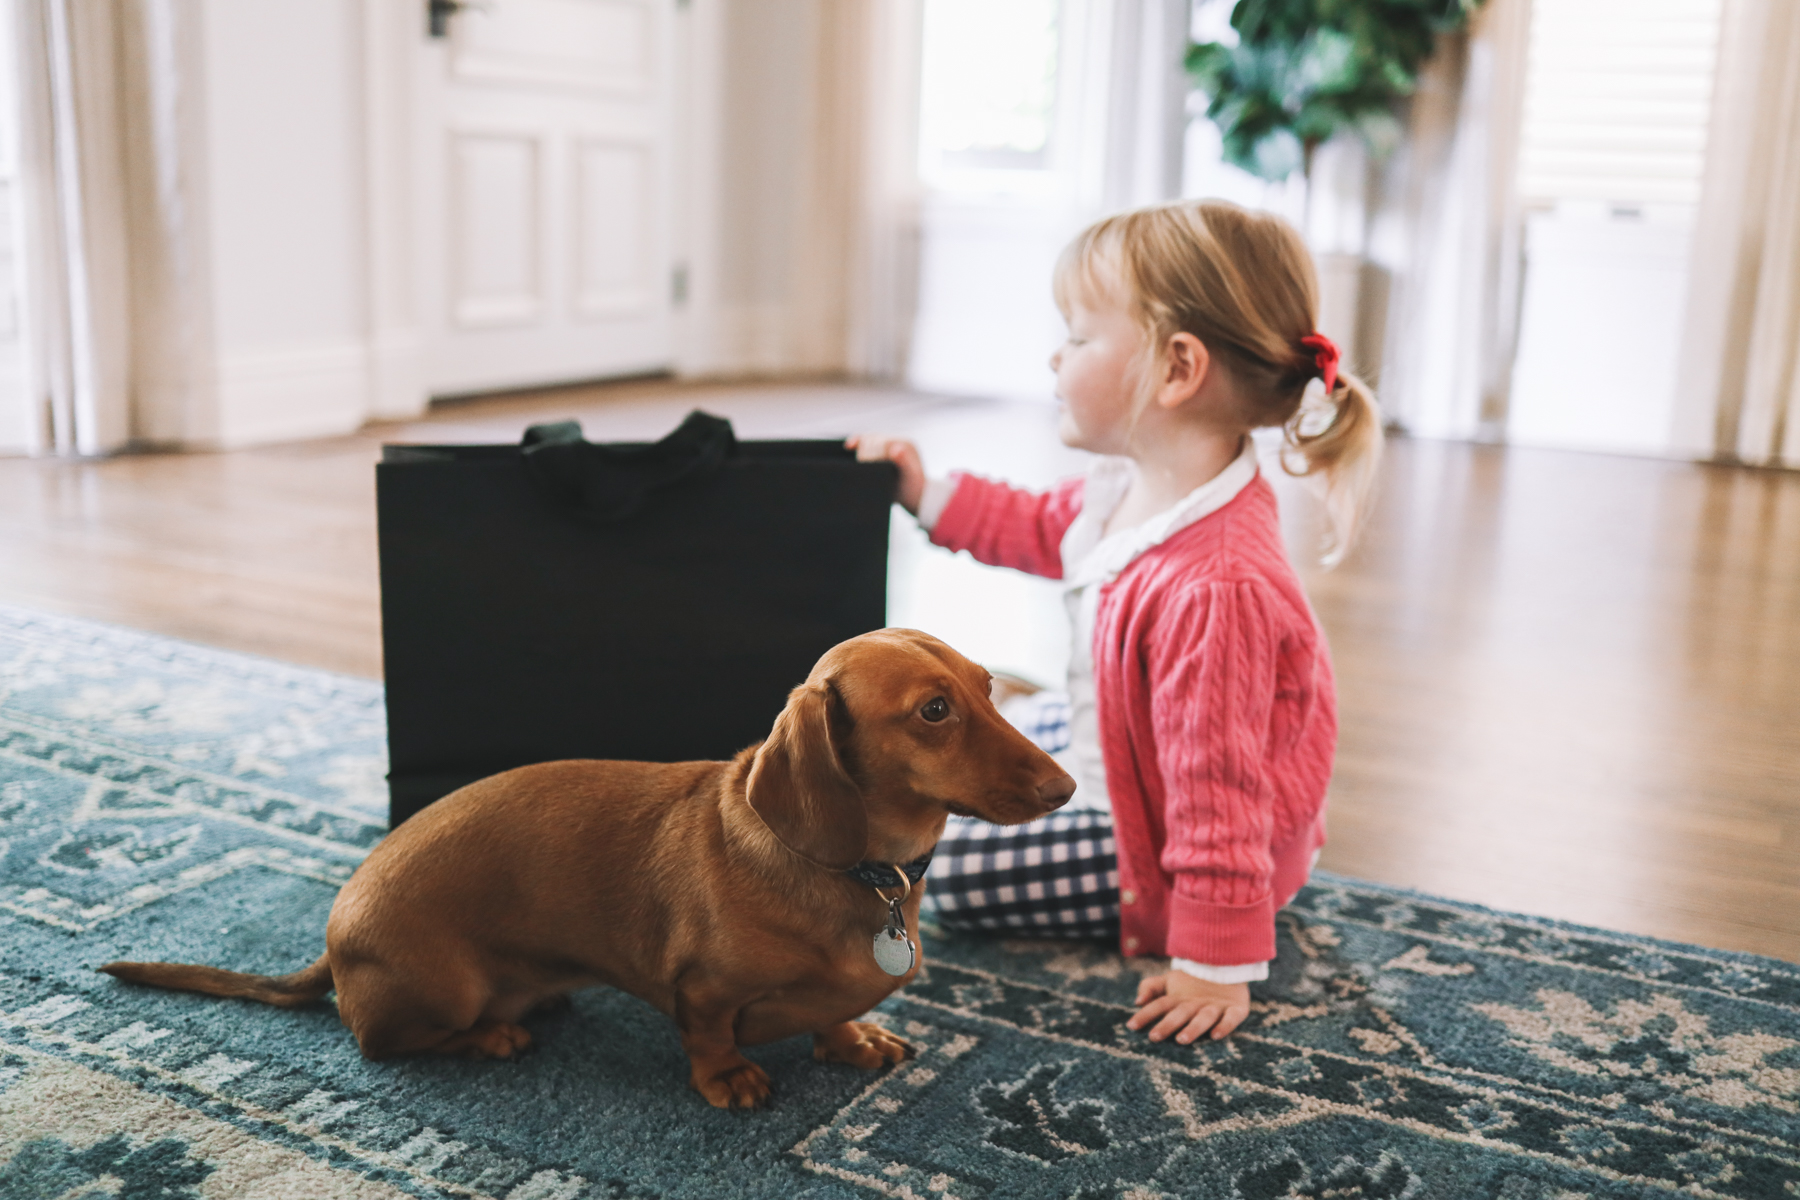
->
xmin=519 ymin=409 xmax=737 ymax=523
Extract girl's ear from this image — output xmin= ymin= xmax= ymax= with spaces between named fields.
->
xmin=1157 ymin=333 xmax=1212 ymax=409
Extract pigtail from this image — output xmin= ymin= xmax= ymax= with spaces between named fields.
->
xmin=1282 ymin=368 xmax=1383 ymax=567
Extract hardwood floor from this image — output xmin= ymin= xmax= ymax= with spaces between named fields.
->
xmin=1290 ymin=442 xmax=1800 ymax=963
xmin=2 ymin=376 xmax=1796 ymax=962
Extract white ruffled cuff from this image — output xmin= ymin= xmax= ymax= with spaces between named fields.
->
xmin=1170 ymin=957 xmax=1269 ymax=984
xmin=915 ymin=476 xmax=958 ymax=531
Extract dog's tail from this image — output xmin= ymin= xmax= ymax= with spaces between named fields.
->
xmin=100 ymin=953 xmax=333 ymax=1009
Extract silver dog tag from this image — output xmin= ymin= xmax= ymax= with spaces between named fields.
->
xmin=873 ymin=897 xmax=915 ymax=976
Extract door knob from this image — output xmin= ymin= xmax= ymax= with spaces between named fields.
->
xmin=427 ymin=0 xmax=488 ymax=38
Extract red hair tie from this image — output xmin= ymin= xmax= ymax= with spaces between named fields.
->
xmin=1300 ymin=333 xmax=1339 ymax=394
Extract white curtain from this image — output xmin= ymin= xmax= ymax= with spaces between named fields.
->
xmin=695 ymin=0 xmax=924 ymax=381
xmin=5 ymin=0 xmax=212 ymax=457
xmin=9 ymin=0 xmax=135 ymax=456
xmin=1366 ymin=0 xmax=1532 ymax=440
xmin=814 ymin=0 xmax=926 ymax=381
xmin=828 ymin=0 xmax=1191 ymax=385
xmin=1671 ymin=0 xmax=1800 ymax=468
xmin=1093 ymin=0 xmax=1191 ymax=213
xmin=905 ymin=0 xmax=1189 ymax=401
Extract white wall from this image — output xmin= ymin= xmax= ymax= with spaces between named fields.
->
xmin=198 ymin=0 xmax=378 ymax=447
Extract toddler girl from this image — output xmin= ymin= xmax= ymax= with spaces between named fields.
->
xmin=850 ymin=199 xmax=1381 ymax=1046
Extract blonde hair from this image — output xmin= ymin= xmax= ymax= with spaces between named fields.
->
xmin=1053 ymin=199 xmax=1383 ymax=565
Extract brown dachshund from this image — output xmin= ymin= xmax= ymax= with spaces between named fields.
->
xmin=102 ymin=628 xmax=1075 ymax=1107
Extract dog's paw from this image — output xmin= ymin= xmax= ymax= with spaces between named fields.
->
xmin=448 ymin=1021 xmax=533 ymax=1060
xmin=812 ymin=1020 xmax=915 ymax=1070
xmin=695 ymin=1060 xmax=772 ymax=1109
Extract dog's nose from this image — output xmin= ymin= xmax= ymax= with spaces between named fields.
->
xmin=1036 ymin=774 xmax=1076 ymax=808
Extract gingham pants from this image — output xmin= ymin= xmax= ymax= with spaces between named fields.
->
xmin=925 ymin=692 xmax=1121 ymax=939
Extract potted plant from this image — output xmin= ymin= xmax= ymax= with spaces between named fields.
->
xmin=1187 ymin=0 xmax=1486 ymax=183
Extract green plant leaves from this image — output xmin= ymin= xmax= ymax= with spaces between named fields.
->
xmin=1187 ymin=0 xmax=1485 ymax=180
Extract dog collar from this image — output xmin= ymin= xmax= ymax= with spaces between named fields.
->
xmin=843 ymin=854 xmax=932 ymax=891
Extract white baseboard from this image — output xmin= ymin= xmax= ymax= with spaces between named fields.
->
xmin=364 ymin=329 xmax=428 ymax=421
xmin=210 ymin=342 xmax=371 ymax=449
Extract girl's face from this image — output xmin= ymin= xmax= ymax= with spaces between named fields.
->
xmin=1050 ymin=284 xmax=1149 ymax=456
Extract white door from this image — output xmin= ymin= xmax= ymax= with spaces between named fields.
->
xmin=418 ymin=0 xmax=673 ymax=397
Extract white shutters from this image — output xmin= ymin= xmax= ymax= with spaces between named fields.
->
xmin=1517 ymin=0 xmax=1724 ymax=210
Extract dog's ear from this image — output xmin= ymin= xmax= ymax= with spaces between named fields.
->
xmin=746 ymin=681 xmax=867 ymax=869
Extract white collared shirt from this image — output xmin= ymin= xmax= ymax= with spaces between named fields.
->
xmin=1053 ymin=441 xmax=1261 ymax=822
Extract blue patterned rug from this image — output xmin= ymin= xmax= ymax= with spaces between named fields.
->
xmin=2 ymin=604 xmax=1798 ymax=1199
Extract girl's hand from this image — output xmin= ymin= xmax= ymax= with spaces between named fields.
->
xmin=1128 ymin=971 xmax=1251 ymax=1044
xmin=846 ymin=434 xmax=926 ymax=515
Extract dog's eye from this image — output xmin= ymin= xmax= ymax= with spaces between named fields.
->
xmin=921 ymin=697 xmax=949 ymax=723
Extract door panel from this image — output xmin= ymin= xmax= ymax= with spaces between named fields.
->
xmin=572 ymin=140 xmax=653 ymax=319
xmin=450 ymin=132 xmax=544 ymax=327
xmin=450 ymin=0 xmax=654 ymax=93
xmin=421 ymin=0 xmax=672 ymax=397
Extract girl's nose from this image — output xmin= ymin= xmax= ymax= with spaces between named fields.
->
xmin=1048 ymin=349 xmax=1061 ymax=371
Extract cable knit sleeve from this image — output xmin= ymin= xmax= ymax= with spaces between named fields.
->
xmin=1148 ymin=579 xmax=1287 ymax=965
xmin=927 ymin=473 xmax=1085 ymax=580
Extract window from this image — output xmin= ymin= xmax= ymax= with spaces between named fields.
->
xmin=917 ymin=0 xmax=1061 ymax=187
xmin=1506 ymin=0 xmax=1727 ymax=455
xmin=1517 ymin=0 xmax=1723 ymax=212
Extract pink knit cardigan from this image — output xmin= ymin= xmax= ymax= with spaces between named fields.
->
xmin=931 ymin=470 xmax=1336 ymax=964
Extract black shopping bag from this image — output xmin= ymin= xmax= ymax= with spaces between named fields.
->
xmin=376 ymin=410 xmax=896 ymax=826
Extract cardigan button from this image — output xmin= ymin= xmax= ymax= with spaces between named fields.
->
xmin=1121 ymin=889 xmax=1136 ymax=905
xmin=1124 ymin=937 xmax=1140 ymax=951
